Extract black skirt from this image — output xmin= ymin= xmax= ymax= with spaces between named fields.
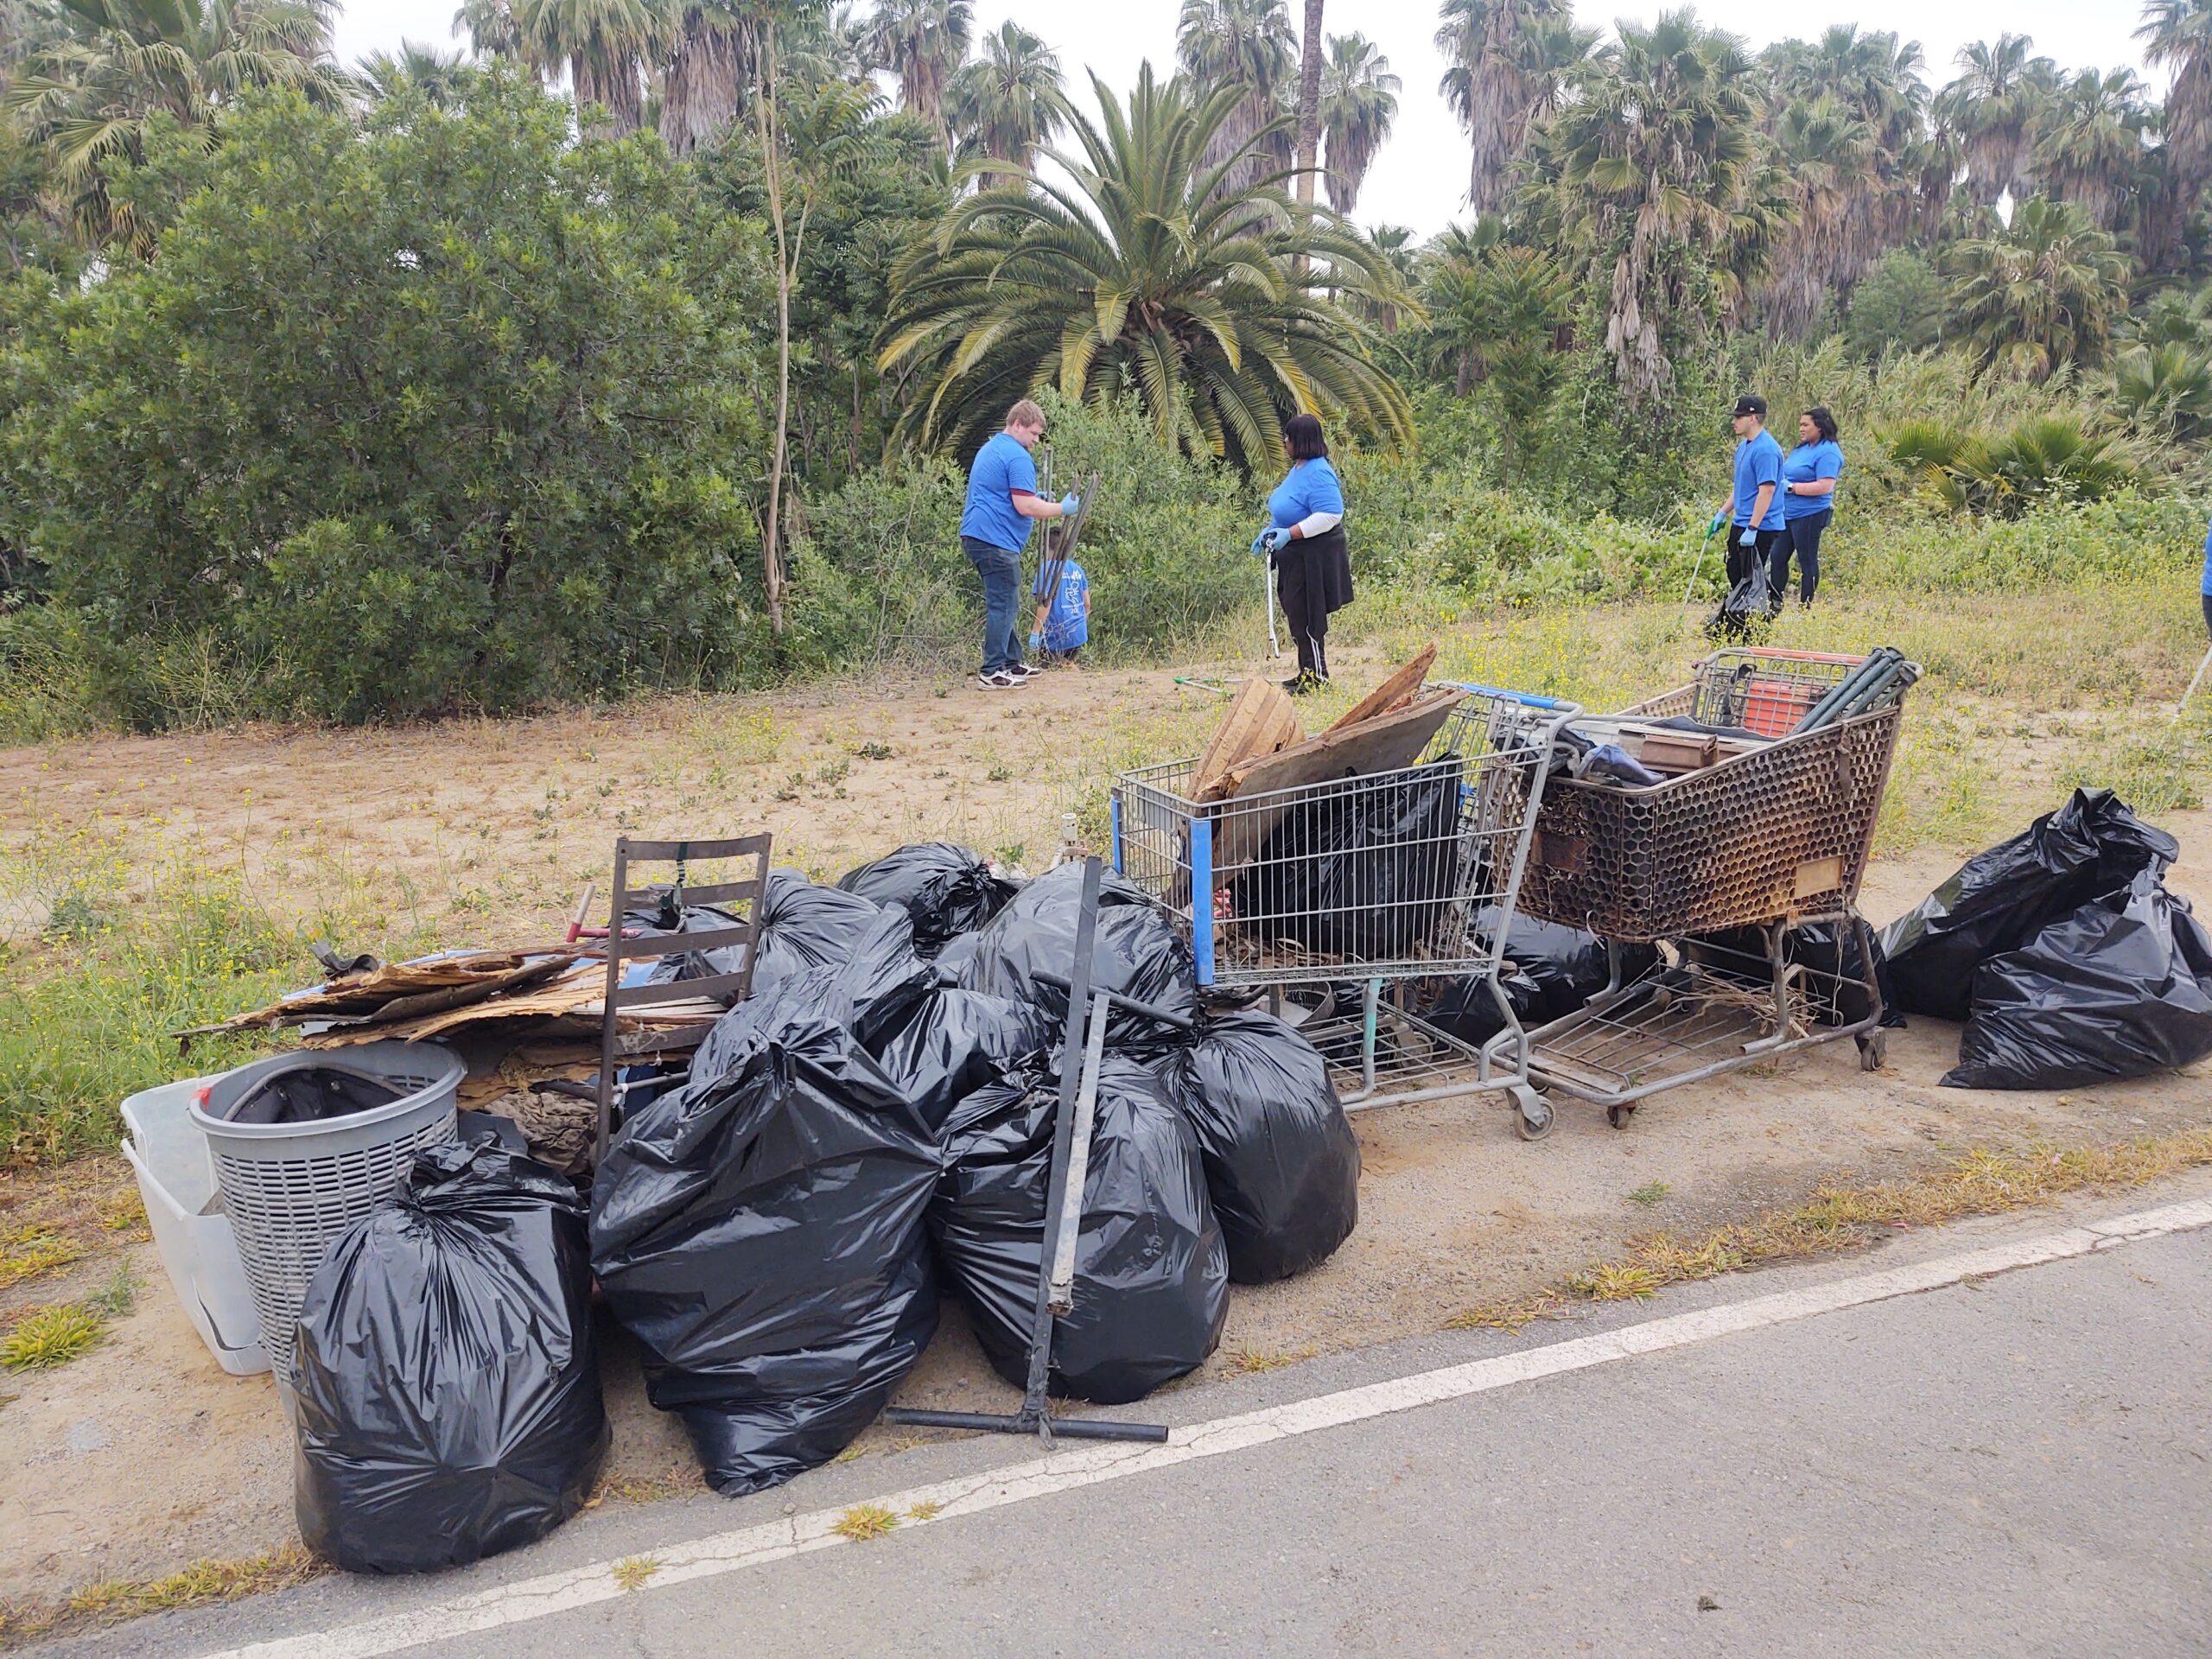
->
xmin=1275 ymin=525 xmax=1353 ymax=639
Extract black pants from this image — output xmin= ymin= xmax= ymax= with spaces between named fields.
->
xmin=1726 ymin=528 xmax=1783 ymax=588
xmin=2202 ymin=591 xmax=2211 ymax=641
xmin=1275 ymin=549 xmax=1332 ymax=678
xmin=1769 ymin=511 xmax=1830 ymax=604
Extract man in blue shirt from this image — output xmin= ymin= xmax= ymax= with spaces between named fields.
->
xmin=960 ymin=398 xmax=1079 ymax=690
xmin=1707 ymin=394 xmax=1786 ymax=591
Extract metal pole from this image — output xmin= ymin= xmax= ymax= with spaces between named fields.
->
xmin=2177 ymin=641 xmax=2212 ymax=724
xmin=1263 ymin=551 xmax=1281 ymax=658
xmin=1681 ymin=525 xmax=1718 ymax=607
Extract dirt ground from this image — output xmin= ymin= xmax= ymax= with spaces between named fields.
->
xmin=1 ymin=639 xmax=2208 ymax=1609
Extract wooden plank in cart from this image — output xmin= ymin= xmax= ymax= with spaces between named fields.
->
xmin=1192 ymin=679 xmax=1303 ymax=803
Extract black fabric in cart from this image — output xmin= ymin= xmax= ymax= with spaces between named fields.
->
xmin=1228 ymin=757 xmax=1466 ymax=961
xmin=930 ymin=1053 xmax=1227 ymax=1402
xmin=1880 ymin=789 xmax=2178 ymax=1021
xmin=589 ymin=969 xmax=941 ymax=1496
xmin=1942 ymin=870 xmax=2212 ymax=1089
xmin=1154 ymin=1008 xmax=1359 ymax=1284
xmin=292 ymin=1141 xmax=607 ymax=1574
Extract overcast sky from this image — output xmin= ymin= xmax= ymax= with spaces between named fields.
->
xmin=332 ymin=0 xmax=2158 ymax=240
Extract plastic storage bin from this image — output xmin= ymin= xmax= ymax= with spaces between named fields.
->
xmin=190 ymin=1042 xmax=461 ymax=1378
xmin=119 ymin=1077 xmax=270 ymax=1376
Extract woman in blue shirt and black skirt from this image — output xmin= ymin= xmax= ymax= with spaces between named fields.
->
xmin=1252 ymin=413 xmax=1353 ymax=693
xmin=1771 ymin=405 xmax=1843 ymax=606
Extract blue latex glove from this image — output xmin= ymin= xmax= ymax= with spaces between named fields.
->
xmin=1261 ymin=527 xmax=1287 ymax=555
xmin=1707 ymin=512 xmax=1727 ymax=537
xmin=1028 ymin=630 xmax=1042 ymax=651
xmin=1059 ymin=493 xmax=1081 ymax=517
xmin=1737 ymin=526 xmax=1758 ymax=549
xmin=1249 ymin=529 xmax=1273 ymax=557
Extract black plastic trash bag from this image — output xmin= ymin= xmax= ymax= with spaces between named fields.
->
xmin=837 ymin=843 xmax=1019 ymax=959
xmin=957 ymin=861 xmax=1198 ymax=1046
xmin=872 ymin=985 xmax=1054 ymax=1134
xmin=1474 ymin=907 xmax=1656 ymax=1024
xmin=753 ymin=870 xmax=921 ymax=1001
xmin=1705 ymin=563 xmax=1778 ymax=643
xmin=1942 ymin=871 xmax=2212 ymax=1089
xmin=1229 ymin=758 xmax=1465 ymax=960
xmin=1880 ymin=789 xmax=2178 ymax=1021
xmin=293 ymin=1142 xmax=607 ymax=1573
xmin=931 ymin=1054 xmax=1227 ymax=1402
xmin=590 ymin=992 xmax=940 ymax=1496
xmin=1692 ymin=923 xmax=1905 ymax=1031
xmin=1154 ymin=1009 xmax=1359 ymax=1284
xmin=1424 ymin=968 xmax=1545 ymax=1047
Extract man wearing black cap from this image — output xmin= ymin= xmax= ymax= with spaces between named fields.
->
xmin=1707 ymin=395 xmax=1785 ymax=588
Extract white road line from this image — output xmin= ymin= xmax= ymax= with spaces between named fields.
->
xmin=196 ymin=1195 xmax=2212 ymax=1659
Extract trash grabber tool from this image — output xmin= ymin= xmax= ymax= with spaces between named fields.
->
xmin=1681 ymin=523 xmax=1720 ymax=607
xmin=2177 ymin=639 xmax=2212 ymax=724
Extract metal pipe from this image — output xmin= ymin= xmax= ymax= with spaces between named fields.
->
xmin=880 ymin=1408 xmax=1169 ymax=1443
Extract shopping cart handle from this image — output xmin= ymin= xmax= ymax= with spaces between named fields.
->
xmin=1033 ymin=969 xmax=1196 ymax=1030
xmin=1443 ymin=682 xmax=1574 ymax=711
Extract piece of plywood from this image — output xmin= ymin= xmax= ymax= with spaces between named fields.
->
xmin=1325 ymin=644 xmax=1439 ymax=734
xmin=1192 ymin=679 xmax=1304 ymax=803
xmin=1208 ymin=688 xmax=1469 ymax=880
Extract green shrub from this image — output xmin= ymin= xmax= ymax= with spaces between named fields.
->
xmin=0 ymin=70 xmax=774 ymax=726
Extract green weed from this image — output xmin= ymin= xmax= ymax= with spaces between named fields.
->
xmin=0 ymin=1304 xmax=105 ymax=1370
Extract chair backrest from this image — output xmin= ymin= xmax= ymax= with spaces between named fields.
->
xmin=594 ymin=833 xmax=772 ymax=1161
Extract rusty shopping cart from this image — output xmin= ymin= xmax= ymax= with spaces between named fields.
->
xmin=1113 ymin=686 xmax=1582 ymax=1139
xmin=1506 ymin=647 xmax=1916 ymax=1127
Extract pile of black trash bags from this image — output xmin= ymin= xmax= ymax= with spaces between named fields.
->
xmin=291 ymin=849 xmax=1361 ymax=1569
xmin=1880 ymin=788 xmax=2212 ymax=1089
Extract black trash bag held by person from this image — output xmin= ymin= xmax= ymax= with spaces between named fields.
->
xmin=1942 ymin=871 xmax=2212 ymax=1090
xmin=837 ymin=842 xmax=1019 ymax=958
xmin=1705 ymin=563 xmax=1778 ymax=643
xmin=293 ymin=1141 xmax=607 ymax=1574
xmin=1879 ymin=788 xmax=2177 ymax=1022
xmin=1228 ymin=758 xmax=1465 ymax=960
xmin=1154 ymin=1009 xmax=1359 ymax=1284
xmin=957 ymin=861 xmax=1198 ymax=1047
xmin=931 ymin=1054 xmax=1227 ymax=1402
xmin=589 ymin=987 xmax=940 ymax=1496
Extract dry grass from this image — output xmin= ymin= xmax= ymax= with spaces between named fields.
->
xmin=1219 ymin=1345 xmax=1316 ymax=1377
xmin=906 ymin=1500 xmax=944 ymax=1522
xmin=0 ymin=1542 xmax=322 ymax=1647
xmin=0 ymin=1227 xmax=83 ymax=1292
xmin=609 ymin=1556 xmax=660 ymax=1593
xmin=831 ymin=1503 xmax=900 ymax=1542
xmin=1450 ymin=1128 xmax=2212 ymax=1330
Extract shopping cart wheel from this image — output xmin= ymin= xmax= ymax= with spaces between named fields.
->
xmin=1508 ymin=1084 xmax=1555 ymax=1141
xmin=1605 ymin=1103 xmax=1635 ymax=1131
xmin=1855 ymin=1031 xmax=1887 ymax=1071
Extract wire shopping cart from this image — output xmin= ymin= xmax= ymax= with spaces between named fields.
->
xmin=1113 ymin=686 xmax=1583 ymax=1138
xmin=1506 ymin=647 xmax=1916 ymax=1127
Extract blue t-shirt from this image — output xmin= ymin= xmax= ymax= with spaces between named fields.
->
xmin=2202 ymin=514 xmax=2212 ymax=595
xmin=1732 ymin=429 xmax=1785 ymax=531
xmin=1780 ymin=439 xmax=1843 ymax=523
xmin=1267 ymin=456 xmax=1345 ymax=531
xmin=1035 ymin=559 xmax=1089 ymax=651
xmin=961 ymin=431 xmax=1039 ymax=552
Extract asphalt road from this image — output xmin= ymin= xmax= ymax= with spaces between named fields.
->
xmin=57 ymin=1189 xmax=2212 ymax=1659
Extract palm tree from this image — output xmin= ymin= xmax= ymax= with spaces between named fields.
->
xmin=3 ymin=0 xmax=346 ymax=252
xmin=1421 ymin=239 xmax=1570 ymax=471
xmin=1767 ymin=25 xmax=1929 ymax=254
xmin=1758 ymin=94 xmax=1880 ymax=339
xmin=947 ymin=20 xmax=1061 ymax=174
xmin=454 ymin=0 xmax=524 ymax=59
xmin=2102 ymin=339 xmax=2212 ymax=440
xmin=1541 ymin=10 xmax=1767 ymax=407
xmin=1175 ymin=0 xmax=1296 ymax=192
xmin=513 ymin=0 xmax=671 ymax=135
xmin=358 ymin=41 xmax=471 ymax=107
xmin=1944 ymin=194 xmax=2130 ymax=378
xmin=1318 ymin=32 xmax=1397 ymax=213
xmin=660 ymin=2 xmax=747 ymax=156
xmin=866 ymin=0 xmax=970 ymax=141
xmin=878 ymin=65 xmax=1414 ymax=470
xmin=2138 ymin=0 xmax=2212 ymax=270
xmin=1294 ymin=0 xmax=1322 ymax=208
xmin=1434 ymin=0 xmax=1589 ymax=218
xmin=1936 ymin=34 xmax=2056 ymax=207
xmin=2033 ymin=68 xmax=2152 ymax=229
xmin=783 ymin=3 xmax=877 ymax=88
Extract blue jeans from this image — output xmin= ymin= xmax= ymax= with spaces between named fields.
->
xmin=1770 ymin=510 xmax=1829 ymax=603
xmin=963 ymin=537 xmax=1024 ymax=673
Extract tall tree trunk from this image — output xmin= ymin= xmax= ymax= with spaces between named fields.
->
xmin=753 ymin=19 xmax=790 ymax=632
xmin=662 ymin=9 xmax=746 ymax=156
xmin=1295 ymin=0 xmax=1324 ymax=209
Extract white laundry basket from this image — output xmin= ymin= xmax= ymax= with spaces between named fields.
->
xmin=189 ymin=1043 xmax=461 ymax=1379
xmin=119 ymin=1076 xmax=270 ymax=1376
